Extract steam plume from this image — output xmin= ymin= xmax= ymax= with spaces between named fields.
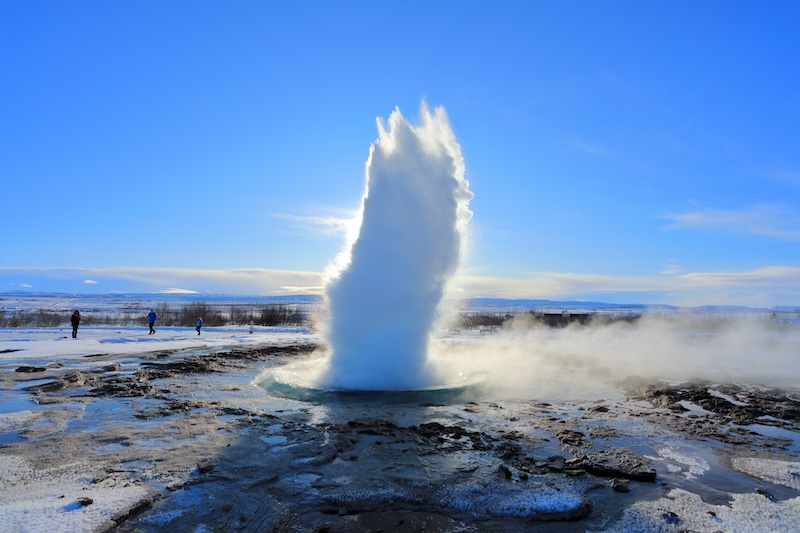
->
xmin=318 ymin=103 xmax=472 ymax=390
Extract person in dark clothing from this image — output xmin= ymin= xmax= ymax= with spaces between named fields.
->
xmin=70 ymin=310 xmax=81 ymax=338
xmin=147 ymin=309 xmax=157 ymax=335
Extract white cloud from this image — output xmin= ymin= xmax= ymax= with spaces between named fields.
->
xmin=0 ymin=267 xmax=324 ymax=296
xmin=1 ymin=265 xmax=797 ymax=307
xmin=452 ymin=265 xmax=800 ymax=307
xmin=565 ymin=139 xmax=616 ymax=159
xmin=156 ymin=288 xmax=199 ymax=294
xmin=272 ymin=211 xmax=359 ymax=237
xmin=662 ymin=203 xmax=800 ymax=241
xmin=83 ymin=279 xmax=98 ymax=284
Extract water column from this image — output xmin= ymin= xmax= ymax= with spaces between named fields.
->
xmin=319 ymin=103 xmax=472 ymax=390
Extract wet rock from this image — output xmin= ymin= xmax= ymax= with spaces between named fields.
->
xmin=63 ymin=369 xmax=84 ymax=385
xmin=27 ymin=379 xmax=67 ymax=392
xmin=555 ymin=429 xmax=587 ymax=447
xmin=547 ymin=455 xmax=567 ymax=472
xmin=573 ymin=448 xmax=656 ymax=481
xmin=756 ymin=487 xmax=776 ymax=501
xmin=610 ymin=478 xmax=630 ymax=493
xmin=15 ymin=365 xmax=47 ymax=373
xmin=197 ymin=461 xmax=216 ymax=474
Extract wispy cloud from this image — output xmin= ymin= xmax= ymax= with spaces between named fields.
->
xmin=758 ymin=168 xmax=800 ymax=189
xmin=561 ymin=139 xmax=653 ymax=173
xmin=156 ymin=288 xmax=199 ymax=294
xmin=565 ymin=140 xmax=617 ymax=160
xmin=272 ymin=210 xmax=359 ymax=237
xmin=662 ymin=203 xmax=800 ymax=241
xmin=3 ymin=265 xmax=797 ymax=307
xmin=0 ymin=267 xmax=325 ymax=296
xmin=453 ymin=265 xmax=800 ymax=307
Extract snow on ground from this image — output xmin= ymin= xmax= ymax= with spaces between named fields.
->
xmin=0 ymin=325 xmax=314 ymax=363
xmin=0 ymin=454 xmax=148 ymax=533
xmin=2 ymin=325 xmax=800 ymax=532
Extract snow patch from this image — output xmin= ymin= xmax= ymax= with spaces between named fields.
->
xmin=0 ymin=455 xmax=148 ymax=532
xmin=732 ymin=457 xmax=800 ymax=490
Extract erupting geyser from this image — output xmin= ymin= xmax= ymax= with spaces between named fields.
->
xmin=318 ymin=102 xmax=472 ymax=390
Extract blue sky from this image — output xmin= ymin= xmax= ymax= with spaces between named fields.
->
xmin=2 ymin=1 xmax=799 ymax=307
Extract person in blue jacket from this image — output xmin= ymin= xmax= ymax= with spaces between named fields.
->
xmin=195 ymin=317 xmax=203 ymax=335
xmin=147 ymin=309 xmax=157 ymax=335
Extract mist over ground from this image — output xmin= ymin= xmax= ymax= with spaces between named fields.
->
xmin=430 ymin=313 xmax=800 ymax=401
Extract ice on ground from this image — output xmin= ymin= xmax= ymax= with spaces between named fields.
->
xmin=439 ymin=480 xmax=587 ymax=519
xmin=708 ymin=388 xmax=749 ymax=406
xmin=596 ymin=488 xmax=800 ymax=533
xmin=0 ymin=410 xmax=39 ymax=431
xmin=0 ymin=455 xmax=148 ymax=532
xmin=656 ymin=447 xmax=711 ymax=479
xmin=733 ymin=457 xmax=800 ymax=490
xmin=745 ymin=424 xmax=800 ymax=445
xmin=0 ymin=326 xmax=312 ymax=363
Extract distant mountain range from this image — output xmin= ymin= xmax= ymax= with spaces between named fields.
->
xmin=0 ymin=291 xmax=790 ymax=314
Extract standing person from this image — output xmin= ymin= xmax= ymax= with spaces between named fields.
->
xmin=195 ymin=317 xmax=203 ymax=335
xmin=147 ymin=309 xmax=157 ymax=335
xmin=70 ymin=310 xmax=81 ymax=338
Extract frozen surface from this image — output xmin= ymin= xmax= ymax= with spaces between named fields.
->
xmin=1 ymin=323 xmax=799 ymax=532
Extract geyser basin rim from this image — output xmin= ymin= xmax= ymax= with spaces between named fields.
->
xmin=261 ymin=366 xmax=487 ymax=392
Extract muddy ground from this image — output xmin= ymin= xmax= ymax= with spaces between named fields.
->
xmin=2 ymin=344 xmax=799 ymax=532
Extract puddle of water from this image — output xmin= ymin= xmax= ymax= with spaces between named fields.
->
xmin=260 ymin=435 xmax=287 ymax=445
xmin=0 ymin=396 xmax=46 ymax=414
xmin=14 ymin=378 xmax=58 ymax=391
xmin=745 ymin=424 xmax=800 ymax=445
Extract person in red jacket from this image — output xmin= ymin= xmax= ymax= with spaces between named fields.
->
xmin=70 ymin=310 xmax=81 ymax=338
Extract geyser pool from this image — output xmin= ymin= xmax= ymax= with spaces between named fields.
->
xmin=272 ymin=103 xmax=472 ymax=393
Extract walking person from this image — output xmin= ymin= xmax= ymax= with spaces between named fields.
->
xmin=195 ymin=317 xmax=203 ymax=335
xmin=147 ymin=309 xmax=157 ymax=335
xmin=70 ymin=310 xmax=81 ymax=338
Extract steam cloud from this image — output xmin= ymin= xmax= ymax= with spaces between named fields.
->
xmin=317 ymin=103 xmax=472 ymax=390
xmin=432 ymin=314 xmax=800 ymax=402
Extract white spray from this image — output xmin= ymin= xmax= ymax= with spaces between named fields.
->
xmin=318 ymin=103 xmax=472 ymax=390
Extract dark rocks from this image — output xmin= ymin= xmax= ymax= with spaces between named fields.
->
xmin=197 ymin=461 xmax=216 ymax=474
xmin=620 ymin=378 xmax=800 ymax=443
xmin=610 ymin=478 xmax=630 ymax=492
xmin=571 ymin=448 xmax=656 ymax=482
xmin=15 ymin=365 xmax=47 ymax=373
xmin=63 ymin=369 xmax=84 ymax=385
xmin=555 ymin=429 xmax=587 ymax=447
xmin=26 ymin=379 xmax=67 ymax=392
xmin=77 ymin=497 xmax=94 ymax=507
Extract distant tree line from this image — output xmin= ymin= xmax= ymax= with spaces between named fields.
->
xmin=448 ymin=310 xmax=643 ymax=330
xmin=0 ymin=302 xmax=308 ymax=328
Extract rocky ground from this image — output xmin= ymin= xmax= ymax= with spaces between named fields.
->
xmin=2 ymin=343 xmax=800 ymax=532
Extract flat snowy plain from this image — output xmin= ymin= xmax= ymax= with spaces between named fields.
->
xmin=1 ymin=298 xmax=799 ymax=532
